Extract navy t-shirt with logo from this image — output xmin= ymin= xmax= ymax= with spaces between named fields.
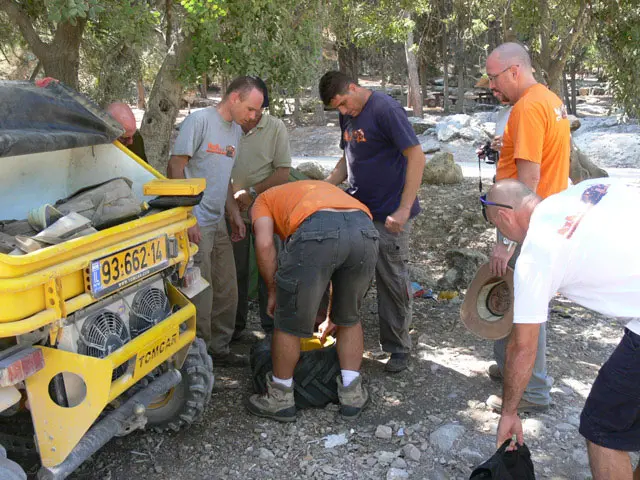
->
xmin=339 ymin=91 xmax=421 ymax=223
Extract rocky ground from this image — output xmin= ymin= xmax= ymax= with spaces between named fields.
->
xmin=14 ymin=98 xmax=640 ymax=480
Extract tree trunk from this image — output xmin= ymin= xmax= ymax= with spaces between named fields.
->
xmin=570 ymin=63 xmax=577 ymax=114
xmin=455 ymin=35 xmax=465 ymax=114
xmin=34 ymin=21 xmax=86 ymax=89
xmin=442 ymin=24 xmax=450 ymax=113
xmin=136 ymin=78 xmax=146 ymax=109
xmin=419 ymin=57 xmax=428 ymax=104
xmin=337 ymin=42 xmax=358 ymax=81
xmin=200 ymin=72 xmax=208 ymax=98
xmin=293 ymin=93 xmax=303 ymax=126
xmin=562 ymin=71 xmax=572 ymax=114
xmin=140 ymin=36 xmax=193 ymax=173
xmin=404 ymin=19 xmax=423 ymax=118
xmin=570 ymin=140 xmax=608 ymax=183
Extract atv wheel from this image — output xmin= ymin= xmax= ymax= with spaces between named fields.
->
xmin=140 ymin=337 xmax=214 ymax=432
xmin=0 ymin=445 xmax=26 ymax=480
xmin=250 ymin=337 xmax=340 ymax=408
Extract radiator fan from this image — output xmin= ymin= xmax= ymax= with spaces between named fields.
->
xmin=78 ymin=310 xmax=131 ymax=380
xmin=129 ymin=286 xmax=171 ymax=338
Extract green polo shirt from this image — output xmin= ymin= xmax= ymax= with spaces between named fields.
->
xmin=232 ymin=114 xmax=291 ymax=190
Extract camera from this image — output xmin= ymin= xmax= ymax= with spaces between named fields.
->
xmin=478 ymin=141 xmax=499 ymax=165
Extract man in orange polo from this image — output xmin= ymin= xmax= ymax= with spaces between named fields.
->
xmin=483 ymin=42 xmax=570 ymax=413
xmin=246 ymin=180 xmax=379 ymax=422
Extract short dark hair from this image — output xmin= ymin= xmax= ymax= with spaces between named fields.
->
xmin=224 ymin=76 xmax=263 ymax=103
xmin=251 ymin=76 xmax=269 ymax=108
xmin=319 ymin=71 xmax=356 ymax=106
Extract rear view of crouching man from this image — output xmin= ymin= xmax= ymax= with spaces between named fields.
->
xmin=246 ymin=180 xmax=379 ymax=421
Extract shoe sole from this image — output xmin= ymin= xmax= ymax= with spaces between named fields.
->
xmin=488 ymin=402 xmax=550 ymax=414
xmin=340 ymin=394 xmax=370 ymax=420
xmin=245 ymin=400 xmax=296 ymax=423
xmin=385 ymin=361 xmax=409 ymax=373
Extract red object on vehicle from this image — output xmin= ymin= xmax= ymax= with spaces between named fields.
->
xmin=0 ymin=346 xmax=45 ymax=387
xmin=35 ymin=77 xmax=58 ymax=88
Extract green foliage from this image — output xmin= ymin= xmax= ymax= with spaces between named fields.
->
xmin=47 ymin=0 xmax=104 ymax=25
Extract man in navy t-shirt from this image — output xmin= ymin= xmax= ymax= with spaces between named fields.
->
xmin=319 ymin=71 xmax=426 ymax=373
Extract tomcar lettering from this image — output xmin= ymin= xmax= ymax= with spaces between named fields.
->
xmin=138 ymin=333 xmax=178 ymax=369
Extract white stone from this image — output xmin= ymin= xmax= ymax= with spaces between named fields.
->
xmin=429 ymin=424 xmax=466 ymax=451
xmin=376 ymin=425 xmax=393 ymax=439
xmin=403 ymin=444 xmax=421 ymax=462
xmin=324 ymin=433 xmax=348 ymax=449
xmin=259 ymin=448 xmax=275 ymax=460
xmin=386 ymin=468 xmax=409 ymax=480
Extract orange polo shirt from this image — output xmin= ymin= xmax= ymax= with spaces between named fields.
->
xmin=497 ymin=83 xmax=571 ymax=199
xmin=252 ymin=180 xmax=372 ymax=239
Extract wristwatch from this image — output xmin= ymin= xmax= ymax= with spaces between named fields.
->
xmin=501 ymin=236 xmax=511 ymax=246
xmin=249 ymin=187 xmax=258 ymax=200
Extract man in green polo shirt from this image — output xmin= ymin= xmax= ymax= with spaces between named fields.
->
xmin=230 ymin=77 xmax=291 ymax=339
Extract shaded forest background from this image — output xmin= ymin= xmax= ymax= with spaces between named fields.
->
xmin=1 ymin=0 xmax=638 ymax=168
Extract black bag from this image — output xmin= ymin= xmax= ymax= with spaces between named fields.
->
xmin=469 ymin=440 xmax=535 ymax=480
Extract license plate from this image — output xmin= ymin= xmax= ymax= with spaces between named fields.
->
xmin=135 ymin=327 xmax=179 ymax=374
xmin=90 ymin=235 xmax=169 ymax=298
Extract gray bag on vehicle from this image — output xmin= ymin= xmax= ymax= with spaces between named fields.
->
xmin=55 ymin=177 xmax=143 ymax=230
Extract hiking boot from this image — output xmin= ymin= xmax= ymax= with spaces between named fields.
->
xmin=486 ymin=394 xmax=549 ymax=414
xmin=231 ymin=329 xmax=263 ymax=344
xmin=337 ymin=374 xmax=369 ymax=419
xmin=385 ymin=353 xmax=410 ymax=373
xmin=246 ymin=372 xmax=296 ymax=422
xmin=210 ymin=351 xmax=249 ymax=367
xmin=487 ymin=363 xmax=503 ymax=381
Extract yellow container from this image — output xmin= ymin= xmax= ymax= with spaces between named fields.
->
xmin=143 ymin=178 xmax=206 ymax=196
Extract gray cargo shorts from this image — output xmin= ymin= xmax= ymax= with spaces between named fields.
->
xmin=274 ymin=210 xmax=379 ymax=337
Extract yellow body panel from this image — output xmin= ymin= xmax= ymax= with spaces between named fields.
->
xmin=25 ymin=283 xmax=196 ymax=467
xmin=143 ymin=178 xmax=206 ymax=196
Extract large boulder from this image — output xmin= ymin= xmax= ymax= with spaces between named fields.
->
xmin=418 ymin=136 xmax=441 ymax=154
xmin=437 ymin=249 xmax=488 ymax=290
xmin=435 ymin=114 xmax=472 ymax=142
xmin=408 ymin=116 xmax=437 ymax=135
xmin=569 ymin=140 xmax=608 ymax=184
xmin=568 ymin=114 xmax=581 ymax=132
xmin=422 ymin=152 xmax=463 ymax=185
xmin=296 ymin=161 xmax=329 ymax=180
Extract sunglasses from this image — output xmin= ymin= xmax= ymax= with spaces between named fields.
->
xmin=480 ymin=194 xmax=513 ymax=222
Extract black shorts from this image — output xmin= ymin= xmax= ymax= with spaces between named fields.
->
xmin=579 ymin=328 xmax=640 ymax=451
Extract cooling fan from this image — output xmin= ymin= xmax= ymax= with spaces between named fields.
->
xmin=78 ymin=310 xmax=131 ymax=380
xmin=128 ymin=286 xmax=171 ymax=338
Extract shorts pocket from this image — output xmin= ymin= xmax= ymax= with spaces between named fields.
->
xmin=275 ymin=272 xmax=298 ymax=319
xmin=362 ymin=229 xmax=380 ymax=264
xmin=300 ymin=230 xmax=339 ymax=266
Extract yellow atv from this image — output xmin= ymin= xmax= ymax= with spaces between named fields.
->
xmin=0 ymin=80 xmax=213 ymax=479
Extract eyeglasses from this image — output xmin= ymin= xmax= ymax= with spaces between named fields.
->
xmin=487 ymin=65 xmax=517 ymax=82
xmin=480 ymin=194 xmax=513 ymax=222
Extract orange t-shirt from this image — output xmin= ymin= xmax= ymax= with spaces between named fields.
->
xmin=251 ymin=180 xmax=372 ymax=239
xmin=497 ymin=83 xmax=571 ymax=199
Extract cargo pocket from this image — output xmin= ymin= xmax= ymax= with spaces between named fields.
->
xmin=300 ymin=230 xmax=339 ymax=266
xmin=275 ymin=272 xmax=298 ymax=320
xmin=361 ymin=229 xmax=380 ymax=264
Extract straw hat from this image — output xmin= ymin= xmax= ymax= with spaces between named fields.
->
xmin=460 ymin=263 xmax=514 ymax=340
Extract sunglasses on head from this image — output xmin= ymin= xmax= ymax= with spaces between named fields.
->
xmin=479 ymin=194 xmax=513 ymax=222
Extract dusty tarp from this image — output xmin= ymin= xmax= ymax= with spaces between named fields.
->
xmin=0 ymin=80 xmax=123 ymax=158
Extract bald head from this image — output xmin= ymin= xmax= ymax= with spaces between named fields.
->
xmin=107 ymin=102 xmax=136 ymax=145
xmin=487 ymin=179 xmax=538 ymax=209
xmin=488 ymin=43 xmax=532 ymax=71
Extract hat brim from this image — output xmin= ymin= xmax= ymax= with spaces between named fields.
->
xmin=460 ymin=263 xmax=514 ymax=340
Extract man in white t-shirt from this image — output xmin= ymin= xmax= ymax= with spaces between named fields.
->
xmin=481 ymin=178 xmax=640 ymax=479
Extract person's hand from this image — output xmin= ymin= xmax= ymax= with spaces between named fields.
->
xmin=187 ymin=224 xmax=202 ymax=245
xmin=491 ymin=135 xmax=503 ymax=151
xmin=490 ymin=242 xmax=515 ymax=277
xmin=234 ymin=189 xmax=253 ymax=212
xmin=230 ymin=213 xmax=246 ymax=242
xmin=496 ymin=413 xmax=524 ymax=450
xmin=318 ymin=318 xmax=337 ymax=344
xmin=267 ymin=289 xmax=276 ymax=318
xmin=385 ymin=207 xmax=411 ymax=234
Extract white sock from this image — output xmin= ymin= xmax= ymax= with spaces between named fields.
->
xmin=341 ymin=370 xmax=360 ymax=387
xmin=272 ymin=375 xmax=293 ymax=388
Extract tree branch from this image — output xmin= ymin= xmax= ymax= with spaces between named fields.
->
xmin=552 ymin=0 xmax=589 ymax=61
xmin=0 ymin=0 xmax=48 ymax=56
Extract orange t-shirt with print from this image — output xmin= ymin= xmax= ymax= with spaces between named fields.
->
xmin=497 ymin=83 xmax=571 ymax=199
xmin=251 ymin=180 xmax=372 ymax=239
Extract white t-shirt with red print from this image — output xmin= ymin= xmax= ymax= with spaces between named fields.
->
xmin=513 ymin=179 xmax=640 ymax=335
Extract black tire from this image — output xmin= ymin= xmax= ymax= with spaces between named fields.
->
xmin=139 ymin=337 xmax=214 ymax=432
xmin=250 ymin=337 xmax=340 ymax=408
xmin=0 ymin=446 xmax=26 ymax=480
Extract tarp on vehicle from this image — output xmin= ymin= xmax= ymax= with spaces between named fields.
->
xmin=0 ymin=80 xmax=123 ymax=158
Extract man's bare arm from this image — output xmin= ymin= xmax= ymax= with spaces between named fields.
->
xmin=167 ymin=155 xmax=189 ymax=179
xmin=325 ymin=156 xmax=348 ymax=185
xmin=253 ymin=217 xmax=277 ymax=292
xmin=253 ymin=167 xmax=290 ymax=194
xmin=515 ymin=159 xmax=541 ymax=194
xmin=502 ymin=323 xmax=541 ymax=414
xmin=399 ymin=144 xmax=426 ymax=210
